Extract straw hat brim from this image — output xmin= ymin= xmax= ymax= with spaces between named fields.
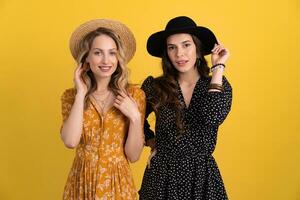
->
xmin=69 ymin=19 xmax=136 ymax=63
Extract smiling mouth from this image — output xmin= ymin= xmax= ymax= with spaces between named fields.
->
xmin=98 ymin=65 xmax=111 ymax=71
xmin=176 ymin=60 xmax=188 ymax=66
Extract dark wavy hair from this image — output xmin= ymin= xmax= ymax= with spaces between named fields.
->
xmin=151 ymin=35 xmax=210 ymax=136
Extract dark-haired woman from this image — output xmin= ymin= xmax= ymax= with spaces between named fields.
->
xmin=139 ymin=16 xmax=232 ymax=200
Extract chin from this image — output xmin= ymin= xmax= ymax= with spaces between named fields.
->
xmin=180 ymin=65 xmax=197 ymax=73
xmin=96 ymin=73 xmax=114 ymax=79
xmin=176 ymin=68 xmax=192 ymax=73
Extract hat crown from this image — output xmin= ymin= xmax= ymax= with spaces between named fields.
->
xmin=165 ymin=16 xmax=197 ymax=31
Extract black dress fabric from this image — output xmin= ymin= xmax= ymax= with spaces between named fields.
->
xmin=139 ymin=76 xmax=232 ymax=200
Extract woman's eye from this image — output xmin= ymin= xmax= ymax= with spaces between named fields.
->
xmin=184 ymin=43 xmax=191 ymax=47
xmin=110 ymin=51 xmax=117 ymax=55
xmin=167 ymin=46 xmax=174 ymax=50
xmin=94 ymin=51 xmax=101 ymax=55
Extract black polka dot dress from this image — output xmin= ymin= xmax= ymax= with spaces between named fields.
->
xmin=139 ymin=76 xmax=233 ymax=200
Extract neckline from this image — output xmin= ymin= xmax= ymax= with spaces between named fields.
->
xmin=177 ymin=77 xmax=201 ymax=109
xmin=89 ymin=95 xmax=116 ymax=118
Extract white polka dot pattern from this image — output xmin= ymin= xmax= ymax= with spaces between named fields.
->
xmin=139 ymin=76 xmax=232 ymax=200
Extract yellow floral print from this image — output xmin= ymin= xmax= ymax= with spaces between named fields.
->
xmin=61 ymin=86 xmax=146 ymax=200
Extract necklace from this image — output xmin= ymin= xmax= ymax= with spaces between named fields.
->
xmin=92 ymin=90 xmax=112 ymax=113
xmin=94 ymin=89 xmax=109 ymax=95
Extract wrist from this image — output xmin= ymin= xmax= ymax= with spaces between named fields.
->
xmin=211 ymin=63 xmax=225 ymax=73
xmin=211 ymin=68 xmax=224 ymax=77
xmin=212 ymin=61 xmax=225 ymax=65
xmin=129 ymin=112 xmax=141 ymax=123
xmin=75 ymin=92 xmax=86 ymax=100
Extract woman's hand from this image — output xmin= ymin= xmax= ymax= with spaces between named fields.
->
xmin=211 ymin=44 xmax=230 ymax=65
xmin=73 ymin=63 xmax=88 ymax=96
xmin=114 ymin=91 xmax=141 ymax=121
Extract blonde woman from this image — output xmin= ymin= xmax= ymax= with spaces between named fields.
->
xmin=60 ymin=19 xmax=145 ymax=200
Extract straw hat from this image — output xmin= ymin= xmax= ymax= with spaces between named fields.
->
xmin=69 ymin=19 xmax=136 ymax=63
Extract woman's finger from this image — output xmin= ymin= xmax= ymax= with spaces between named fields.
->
xmin=75 ymin=65 xmax=84 ymax=77
xmin=211 ymin=43 xmax=218 ymax=52
xmin=114 ymin=98 xmax=122 ymax=105
xmin=76 ymin=63 xmax=82 ymax=71
xmin=118 ymin=91 xmax=127 ymax=98
xmin=116 ymin=95 xmax=124 ymax=101
xmin=128 ymin=94 xmax=136 ymax=102
xmin=113 ymin=102 xmax=120 ymax=109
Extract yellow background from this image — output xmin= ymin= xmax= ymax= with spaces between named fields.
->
xmin=0 ymin=0 xmax=299 ymax=199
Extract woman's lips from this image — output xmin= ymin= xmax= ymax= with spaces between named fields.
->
xmin=176 ymin=60 xmax=188 ymax=66
xmin=98 ymin=65 xmax=111 ymax=72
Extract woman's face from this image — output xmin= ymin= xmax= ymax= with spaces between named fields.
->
xmin=86 ymin=34 xmax=118 ymax=79
xmin=166 ymin=33 xmax=197 ymax=74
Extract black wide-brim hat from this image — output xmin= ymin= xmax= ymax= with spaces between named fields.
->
xmin=147 ymin=16 xmax=218 ymax=57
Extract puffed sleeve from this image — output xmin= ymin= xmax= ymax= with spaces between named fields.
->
xmin=200 ymin=76 xmax=232 ymax=126
xmin=60 ymin=88 xmax=76 ymax=125
xmin=141 ymin=76 xmax=156 ymax=143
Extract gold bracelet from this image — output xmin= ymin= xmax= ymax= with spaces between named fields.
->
xmin=208 ymin=83 xmax=224 ymax=92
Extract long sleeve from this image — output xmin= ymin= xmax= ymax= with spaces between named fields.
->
xmin=141 ymin=76 xmax=156 ymax=143
xmin=199 ymin=76 xmax=232 ymax=126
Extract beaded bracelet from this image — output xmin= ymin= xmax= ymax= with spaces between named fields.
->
xmin=211 ymin=63 xmax=225 ymax=72
xmin=208 ymin=83 xmax=224 ymax=92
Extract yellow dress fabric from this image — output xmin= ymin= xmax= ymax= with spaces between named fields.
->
xmin=61 ymin=86 xmax=146 ymax=200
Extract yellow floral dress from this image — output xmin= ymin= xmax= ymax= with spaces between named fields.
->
xmin=61 ymin=86 xmax=146 ymax=200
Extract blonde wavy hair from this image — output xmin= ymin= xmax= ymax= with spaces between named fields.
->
xmin=75 ymin=27 xmax=129 ymax=108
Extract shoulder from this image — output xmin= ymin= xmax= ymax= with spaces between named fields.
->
xmin=141 ymin=76 xmax=154 ymax=87
xmin=61 ymin=88 xmax=76 ymax=102
xmin=128 ymin=84 xmax=146 ymax=100
xmin=141 ymin=76 xmax=155 ymax=96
